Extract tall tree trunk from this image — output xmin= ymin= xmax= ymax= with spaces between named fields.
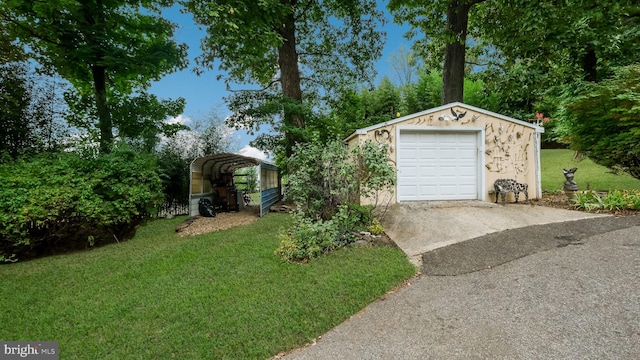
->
xmin=83 ymin=0 xmax=112 ymax=154
xmin=278 ymin=0 xmax=304 ymax=156
xmin=582 ymin=46 xmax=598 ymax=82
xmin=91 ymin=65 xmax=112 ymax=154
xmin=442 ymin=1 xmax=472 ymax=104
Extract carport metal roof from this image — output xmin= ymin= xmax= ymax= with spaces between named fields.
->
xmin=190 ymin=153 xmax=261 ymax=175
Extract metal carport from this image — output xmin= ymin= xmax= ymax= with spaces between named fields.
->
xmin=189 ymin=153 xmax=281 ymax=217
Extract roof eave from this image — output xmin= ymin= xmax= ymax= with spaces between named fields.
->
xmin=346 ymin=102 xmax=543 ymax=136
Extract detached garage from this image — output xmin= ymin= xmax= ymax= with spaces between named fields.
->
xmin=345 ymin=102 xmax=544 ymax=204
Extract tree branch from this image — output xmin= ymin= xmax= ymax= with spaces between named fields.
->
xmin=0 ymin=13 xmax=62 ymax=47
xmin=298 ymin=51 xmax=334 ymax=57
xmin=465 ymin=60 xmax=489 ymax=67
xmin=468 ymin=0 xmax=487 ymax=6
xmin=293 ymin=0 xmax=316 ymax=22
xmin=226 ymin=77 xmax=281 ymax=93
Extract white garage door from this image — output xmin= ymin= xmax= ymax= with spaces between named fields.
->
xmin=398 ymin=131 xmax=479 ymax=201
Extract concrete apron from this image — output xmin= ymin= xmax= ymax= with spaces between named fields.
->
xmin=381 ymin=200 xmax=608 ymax=267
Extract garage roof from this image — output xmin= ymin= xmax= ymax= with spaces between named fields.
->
xmin=345 ymin=102 xmax=544 ymax=142
xmin=190 ymin=153 xmax=262 ymax=175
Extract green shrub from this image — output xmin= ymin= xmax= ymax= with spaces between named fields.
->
xmin=286 ymin=139 xmax=354 ymax=220
xmin=276 ymin=139 xmax=395 ymax=262
xmin=368 ymin=219 xmax=384 ymax=236
xmin=0 ymin=147 xmax=163 ymax=262
xmin=573 ymin=189 xmax=640 ymax=212
xmin=275 ymin=214 xmax=340 ymax=262
xmin=554 ymin=64 xmax=640 ymax=179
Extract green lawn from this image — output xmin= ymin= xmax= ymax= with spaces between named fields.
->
xmin=250 ymin=192 xmax=261 ymax=204
xmin=541 ymin=149 xmax=640 ymax=192
xmin=0 ymin=214 xmax=415 ymax=359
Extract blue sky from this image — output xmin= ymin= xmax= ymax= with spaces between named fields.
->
xmin=149 ymin=2 xmax=412 ymax=151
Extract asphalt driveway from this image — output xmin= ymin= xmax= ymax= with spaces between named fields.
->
xmin=280 ymin=206 xmax=640 ymax=359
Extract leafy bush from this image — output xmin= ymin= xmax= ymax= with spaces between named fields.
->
xmin=573 ymin=189 xmax=640 ymax=212
xmin=275 ymin=214 xmax=339 ymax=262
xmin=277 ymin=139 xmax=395 ymax=262
xmin=286 ymin=139 xmax=354 ymax=220
xmin=0 ymin=147 xmax=163 ymax=262
xmin=368 ymin=219 xmax=384 ymax=236
xmin=554 ymin=64 xmax=640 ymax=179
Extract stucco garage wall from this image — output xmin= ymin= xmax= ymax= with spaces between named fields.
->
xmin=346 ymin=102 xmax=543 ymax=204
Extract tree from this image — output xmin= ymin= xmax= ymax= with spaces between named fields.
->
xmin=401 ymin=69 xmax=442 ymax=114
xmin=0 ymin=63 xmax=30 ymax=159
xmin=156 ymin=111 xmax=238 ymax=214
xmin=554 ymin=64 xmax=640 ymax=179
xmin=182 ymin=0 xmax=385 ymax=155
xmin=389 ymin=0 xmax=640 ymax=111
xmin=0 ymin=20 xmax=25 ymax=64
xmin=452 ymin=0 xmax=640 ymax=139
xmin=1 ymin=0 xmax=187 ymax=153
xmin=387 ymin=45 xmax=420 ymax=87
xmin=476 ymin=0 xmax=640 ymax=85
xmin=322 ymin=77 xmax=401 ymax=140
xmin=389 ymin=0 xmax=485 ymax=104
xmin=0 ymin=62 xmax=70 ymax=160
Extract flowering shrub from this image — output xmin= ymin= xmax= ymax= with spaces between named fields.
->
xmin=531 ymin=112 xmax=550 ymax=126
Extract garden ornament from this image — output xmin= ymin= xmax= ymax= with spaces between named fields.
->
xmin=563 ymin=167 xmax=579 ymax=191
xmin=439 ymin=108 xmax=467 ymax=121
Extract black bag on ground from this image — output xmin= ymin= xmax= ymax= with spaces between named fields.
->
xmin=199 ymin=198 xmax=216 ymax=217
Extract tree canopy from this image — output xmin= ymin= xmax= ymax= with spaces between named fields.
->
xmin=554 ymin=64 xmax=640 ymax=179
xmin=182 ymin=0 xmax=385 ymax=155
xmin=1 ymin=0 xmax=188 ymax=153
xmin=389 ymin=0 xmax=486 ymax=104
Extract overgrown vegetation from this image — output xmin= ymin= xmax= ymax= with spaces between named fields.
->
xmin=276 ymin=139 xmax=396 ymax=262
xmin=574 ymin=190 xmax=640 ymax=212
xmin=0 ymin=214 xmax=415 ymax=359
xmin=0 ymin=146 xmax=163 ymax=262
xmin=552 ymin=64 xmax=640 ymax=179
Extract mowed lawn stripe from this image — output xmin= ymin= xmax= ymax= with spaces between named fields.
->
xmin=0 ymin=213 xmax=415 ymax=359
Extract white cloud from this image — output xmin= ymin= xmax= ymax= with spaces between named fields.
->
xmin=166 ymin=114 xmax=192 ymax=125
xmin=238 ymin=145 xmax=268 ymax=160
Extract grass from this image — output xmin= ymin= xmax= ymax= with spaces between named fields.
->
xmin=0 ymin=213 xmax=415 ymax=359
xmin=541 ymin=149 xmax=640 ymax=192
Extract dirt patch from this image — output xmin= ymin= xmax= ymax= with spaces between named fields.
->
xmin=530 ymin=191 xmax=576 ymax=210
xmin=176 ymin=205 xmax=261 ymax=237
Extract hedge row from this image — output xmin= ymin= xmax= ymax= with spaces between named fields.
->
xmin=0 ymin=147 xmax=163 ymax=262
